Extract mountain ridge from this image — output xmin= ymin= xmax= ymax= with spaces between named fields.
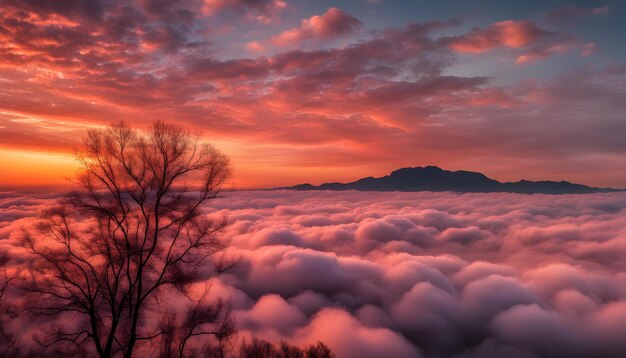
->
xmin=283 ymin=166 xmax=623 ymax=194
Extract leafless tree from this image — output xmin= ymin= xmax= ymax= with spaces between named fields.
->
xmin=158 ymin=287 xmax=235 ymax=358
xmin=238 ymin=337 xmax=335 ymax=358
xmin=0 ymin=252 xmax=19 ymax=357
xmin=23 ymin=121 xmax=234 ymax=357
xmin=0 ymin=253 xmax=13 ymax=308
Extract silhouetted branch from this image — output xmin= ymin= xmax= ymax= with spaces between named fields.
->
xmin=24 ymin=121 xmax=233 ymax=357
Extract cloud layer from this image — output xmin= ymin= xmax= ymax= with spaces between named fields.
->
xmin=3 ymin=190 xmax=626 ymax=356
xmin=0 ymin=1 xmax=623 ymax=189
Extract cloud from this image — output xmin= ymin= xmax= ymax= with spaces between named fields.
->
xmin=390 ymin=282 xmax=460 ymax=353
xmin=202 ymin=0 xmax=287 ymax=21
xmin=449 ymin=20 xmax=579 ymax=63
xmin=270 ymin=7 xmax=362 ymax=46
xmin=491 ymin=304 xmax=583 ymax=356
xmin=5 ymin=190 xmax=626 ymax=356
xmin=291 ymin=308 xmax=422 ymax=358
xmin=451 ymin=20 xmax=552 ymax=53
xmin=1 ymin=1 xmax=625 ymax=188
xmin=543 ymin=5 xmax=609 ymax=24
xmin=237 ymin=294 xmax=307 ymax=333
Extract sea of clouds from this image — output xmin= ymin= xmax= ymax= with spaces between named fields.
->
xmin=2 ymin=190 xmax=626 ymax=357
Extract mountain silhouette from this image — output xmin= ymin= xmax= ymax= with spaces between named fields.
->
xmin=286 ymin=166 xmax=622 ymax=194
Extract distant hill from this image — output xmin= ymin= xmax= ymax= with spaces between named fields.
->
xmin=284 ymin=166 xmax=623 ymax=194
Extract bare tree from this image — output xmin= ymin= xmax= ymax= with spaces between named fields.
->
xmin=158 ymin=287 xmax=235 ymax=358
xmin=0 ymin=253 xmax=13 ymax=309
xmin=23 ymin=121 xmax=233 ymax=357
xmin=238 ymin=337 xmax=335 ymax=358
xmin=0 ymin=252 xmax=19 ymax=356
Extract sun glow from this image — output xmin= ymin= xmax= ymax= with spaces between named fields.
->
xmin=0 ymin=148 xmax=78 ymax=189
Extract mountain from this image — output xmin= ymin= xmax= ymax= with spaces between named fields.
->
xmin=284 ymin=166 xmax=622 ymax=194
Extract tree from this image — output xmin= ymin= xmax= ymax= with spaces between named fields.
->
xmin=158 ymin=287 xmax=235 ymax=358
xmin=23 ymin=121 xmax=234 ymax=357
xmin=238 ymin=337 xmax=336 ymax=358
xmin=0 ymin=252 xmax=19 ymax=356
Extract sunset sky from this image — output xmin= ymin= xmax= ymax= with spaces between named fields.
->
xmin=1 ymin=0 xmax=625 ymax=190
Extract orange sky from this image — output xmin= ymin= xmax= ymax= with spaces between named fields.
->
xmin=1 ymin=1 xmax=625 ymax=190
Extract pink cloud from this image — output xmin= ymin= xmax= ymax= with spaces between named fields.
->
xmin=449 ymin=19 xmax=585 ymax=65
xmin=451 ymin=20 xmax=551 ymax=53
xmin=491 ymin=304 xmax=583 ymax=356
xmin=5 ymin=190 xmax=626 ymax=356
xmin=245 ymin=40 xmax=265 ymax=52
xmin=290 ymin=308 xmax=421 ymax=358
xmin=237 ymin=294 xmax=307 ymax=333
xmin=581 ymin=42 xmax=598 ymax=56
xmin=270 ymin=7 xmax=362 ymax=46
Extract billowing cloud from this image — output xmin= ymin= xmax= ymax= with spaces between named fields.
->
xmin=270 ymin=7 xmax=362 ymax=46
xmin=291 ymin=308 xmax=421 ymax=358
xmin=3 ymin=190 xmax=626 ymax=356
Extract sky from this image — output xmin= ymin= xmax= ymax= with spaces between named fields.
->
xmin=1 ymin=0 xmax=625 ymax=189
